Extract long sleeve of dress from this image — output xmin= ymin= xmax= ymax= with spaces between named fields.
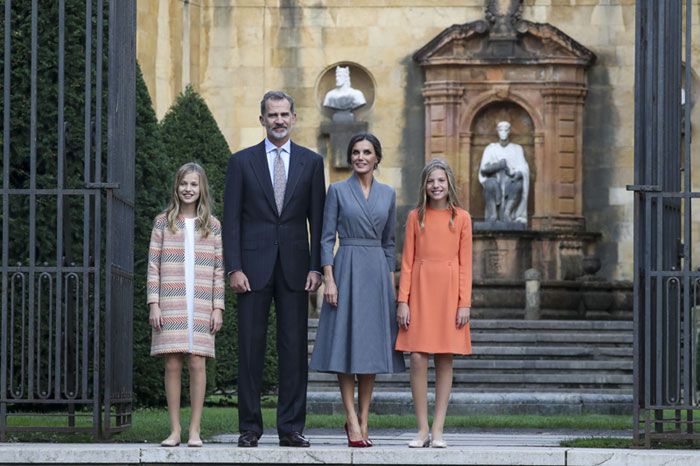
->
xmin=320 ymin=184 xmax=339 ymax=268
xmin=213 ymin=228 xmax=226 ymax=311
xmin=381 ymin=190 xmax=397 ymax=272
xmin=397 ymin=211 xmax=416 ymax=303
xmin=146 ymin=219 xmax=163 ymax=305
xmin=458 ymin=212 xmax=473 ymax=308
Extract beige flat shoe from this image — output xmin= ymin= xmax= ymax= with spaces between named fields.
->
xmin=431 ymin=438 xmax=447 ymax=448
xmin=408 ymin=435 xmax=430 ymax=448
xmin=160 ymin=436 xmax=181 ymax=447
xmin=187 ymin=438 xmax=203 ymax=447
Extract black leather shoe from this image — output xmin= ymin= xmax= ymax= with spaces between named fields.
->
xmin=237 ymin=431 xmax=260 ymax=447
xmin=279 ymin=431 xmax=310 ymax=447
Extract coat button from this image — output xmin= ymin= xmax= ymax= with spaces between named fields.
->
xmin=274 ymin=241 xmax=278 ymax=245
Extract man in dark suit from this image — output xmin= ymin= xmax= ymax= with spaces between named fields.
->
xmin=223 ymin=91 xmax=325 ymax=448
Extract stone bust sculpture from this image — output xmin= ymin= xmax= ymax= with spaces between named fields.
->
xmin=323 ymin=66 xmax=366 ymax=111
xmin=478 ymin=121 xmax=529 ymax=224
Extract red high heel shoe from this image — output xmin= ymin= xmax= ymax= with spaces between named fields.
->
xmin=344 ymin=423 xmax=369 ymax=448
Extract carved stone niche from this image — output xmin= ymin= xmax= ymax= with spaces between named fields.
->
xmin=413 ymin=10 xmax=596 ymax=231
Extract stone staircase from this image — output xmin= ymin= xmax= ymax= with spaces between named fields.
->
xmin=306 ymin=318 xmax=633 ymax=414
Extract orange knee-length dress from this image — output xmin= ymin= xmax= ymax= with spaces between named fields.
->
xmin=395 ymin=207 xmax=472 ymax=355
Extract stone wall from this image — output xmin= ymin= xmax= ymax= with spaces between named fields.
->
xmin=136 ymin=0 xmax=700 ymax=281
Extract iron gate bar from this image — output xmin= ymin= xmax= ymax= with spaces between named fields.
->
xmin=0 ymin=0 xmax=135 ymax=440
xmin=55 ymin=0 xmax=64 ymax=405
xmin=27 ymin=0 xmax=37 ymax=404
xmin=632 ymin=0 xmax=699 ymax=446
xmin=0 ymin=0 xmax=9 ymax=439
xmin=104 ymin=0 xmax=135 ymax=437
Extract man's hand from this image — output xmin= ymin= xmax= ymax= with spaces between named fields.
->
xmin=305 ymin=272 xmax=322 ymax=292
xmin=210 ymin=308 xmax=223 ymax=334
xmin=229 ymin=270 xmax=251 ymax=293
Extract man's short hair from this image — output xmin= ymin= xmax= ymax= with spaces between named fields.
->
xmin=260 ymin=91 xmax=295 ymax=116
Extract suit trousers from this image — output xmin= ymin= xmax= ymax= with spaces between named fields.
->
xmin=236 ymin=255 xmax=309 ymax=436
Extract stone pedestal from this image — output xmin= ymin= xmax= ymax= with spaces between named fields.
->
xmin=473 ymin=230 xmax=599 ymax=282
xmin=319 ymin=119 xmax=368 ymax=168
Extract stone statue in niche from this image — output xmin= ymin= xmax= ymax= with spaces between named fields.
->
xmin=323 ymin=66 xmax=366 ymax=117
xmin=320 ymin=65 xmax=369 ymax=167
xmin=478 ymin=120 xmax=529 ymax=224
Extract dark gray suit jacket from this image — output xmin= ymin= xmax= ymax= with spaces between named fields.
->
xmin=223 ymin=140 xmax=326 ymax=291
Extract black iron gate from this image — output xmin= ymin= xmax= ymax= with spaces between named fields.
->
xmin=631 ymin=0 xmax=699 ymax=446
xmin=0 ymin=0 xmax=135 ymax=439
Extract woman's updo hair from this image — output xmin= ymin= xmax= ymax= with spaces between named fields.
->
xmin=346 ymin=132 xmax=382 ymax=167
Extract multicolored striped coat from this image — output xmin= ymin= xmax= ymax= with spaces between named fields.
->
xmin=147 ymin=213 xmax=225 ymax=358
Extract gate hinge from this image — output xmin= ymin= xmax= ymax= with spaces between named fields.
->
xmin=626 ymin=184 xmax=661 ymax=192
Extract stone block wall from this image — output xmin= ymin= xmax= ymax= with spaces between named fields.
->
xmin=136 ymin=0 xmax=700 ymax=281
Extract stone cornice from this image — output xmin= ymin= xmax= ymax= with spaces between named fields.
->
xmin=414 ymin=20 xmax=596 ymax=68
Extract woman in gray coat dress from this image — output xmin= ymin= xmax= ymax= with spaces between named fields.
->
xmin=310 ymin=133 xmax=405 ymax=447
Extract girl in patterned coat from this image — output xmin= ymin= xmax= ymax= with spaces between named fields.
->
xmin=147 ymin=162 xmax=225 ymax=447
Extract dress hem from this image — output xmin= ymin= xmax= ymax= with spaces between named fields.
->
xmin=394 ymin=347 xmax=471 ymax=356
xmin=151 ymin=349 xmax=215 ymax=359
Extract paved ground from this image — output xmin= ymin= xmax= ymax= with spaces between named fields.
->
xmin=212 ymin=427 xmax=627 ymax=448
xmin=1 ymin=435 xmax=699 ymax=466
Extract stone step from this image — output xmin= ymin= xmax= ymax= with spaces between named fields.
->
xmin=307 ymin=331 xmax=632 ymax=345
xmin=307 ymin=318 xmax=632 ymax=331
xmin=470 ymin=345 xmax=632 ymax=358
xmin=429 ymin=359 xmax=633 ymax=370
xmin=309 ymin=372 xmax=632 ymax=386
xmin=306 ymin=318 xmax=633 ymax=394
xmin=306 ymin=390 xmax=633 ymax=416
xmin=307 ymin=344 xmax=633 ymax=358
xmin=313 ymin=371 xmax=631 ymax=384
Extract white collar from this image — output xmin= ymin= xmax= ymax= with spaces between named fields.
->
xmin=264 ymin=138 xmax=291 ymax=155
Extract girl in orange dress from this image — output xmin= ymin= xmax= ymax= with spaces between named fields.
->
xmin=395 ymin=159 xmax=472 ymax=448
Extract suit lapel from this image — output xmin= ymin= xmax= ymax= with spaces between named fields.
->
xmin=250 ymin=141 xmax=278 ymax=215
xmin=281 ymin=142 xmax=306 ymax=214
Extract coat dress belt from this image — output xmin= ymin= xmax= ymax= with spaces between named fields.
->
xmin=416 ymin=256 xmax=459 ymax=266
xmin=339 ymin=238 xmax=382 ymax=247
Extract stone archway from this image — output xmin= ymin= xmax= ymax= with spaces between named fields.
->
xmin=414 ymin=9 xmax=595 ymax=232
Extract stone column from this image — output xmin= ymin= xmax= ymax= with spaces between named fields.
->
xmin=536 ymin=88 xmax=587 ymax=230
xmin=422 ymin=82 xmax=464 ymax=174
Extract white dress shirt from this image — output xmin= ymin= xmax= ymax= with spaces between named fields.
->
xmin=264 ymin=138 xmax=291 ymax=183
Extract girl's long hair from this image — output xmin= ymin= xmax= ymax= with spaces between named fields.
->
xmin=416 ymin=158 xmax=462 ymax=229
xmin=164 ymin=162 xmax=213 ymax=238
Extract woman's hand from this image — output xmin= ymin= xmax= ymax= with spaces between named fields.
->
xmin=456 ymin=307 xmax=470 ymax=328
xmin=324 ymin=279 xmax=338 ymax=307
xmin=397 ymin=302 xmax=410 ymax=329
xmin=210 ymin=308 xmax=223 ymax=334
xmin=149 ymin=303 xmax=163 ymax=331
